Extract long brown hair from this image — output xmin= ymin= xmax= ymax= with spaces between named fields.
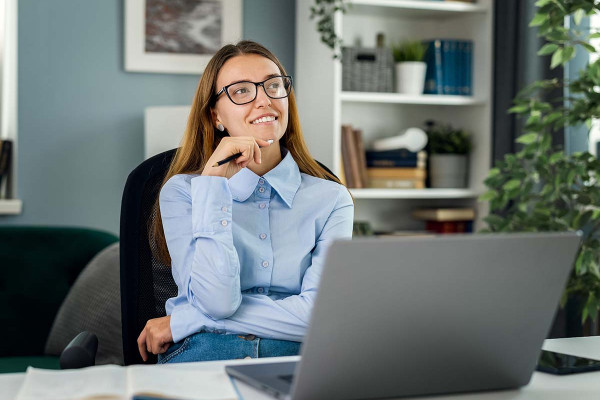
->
xmin=151 ymin=40 xmax=347 ymax=266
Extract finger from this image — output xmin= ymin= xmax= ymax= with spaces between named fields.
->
xmin=137 ymin=330 xmax=148 ymax=362
xmin=159 ymin=342 xmax=172 ymax=354
xmin=256 ymin=138 xmax=273 ymax=147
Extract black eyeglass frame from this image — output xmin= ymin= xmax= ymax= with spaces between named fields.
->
xmin=215 ymin=75 xmax=293 ymax=105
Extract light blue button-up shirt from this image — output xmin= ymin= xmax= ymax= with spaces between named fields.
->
xmin=159 ymin=147 xmax=354 ymax=343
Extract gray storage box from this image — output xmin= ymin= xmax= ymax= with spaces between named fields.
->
xmin=342 ymin=47 xmax=394 ymax=92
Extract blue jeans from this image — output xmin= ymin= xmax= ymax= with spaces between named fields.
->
xmin=157 ymin=332 xmax=301 ymax=364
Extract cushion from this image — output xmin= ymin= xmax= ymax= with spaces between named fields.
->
xmin=44 ymin=243 xmax=123 ymax=365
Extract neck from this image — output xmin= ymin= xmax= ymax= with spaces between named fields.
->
xmin=248 ymin=141 xmax=283 ymax=176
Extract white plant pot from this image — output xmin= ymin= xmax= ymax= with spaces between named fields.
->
xmin=429 ymin=154 xmax=468 ymax=188
xmin=395 ymin=61 xmax=427 ymax=95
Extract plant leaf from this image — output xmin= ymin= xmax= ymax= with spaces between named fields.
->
xmin=503 ymin=179 xmax=521 ymax=191
xmin=516 ymin=133 xmax=539 ymax=144
xmin=574 ymin=9 xmax=585 ymax=26
xmin=538 ymin=43 xmax=558 ymax=56
xmin=530 ymin=13 xmax=547 ymax=27
xmin=551 ymin=48 xmax=563 ymax=69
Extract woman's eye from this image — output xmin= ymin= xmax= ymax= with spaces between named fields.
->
xmin=267 ymin=83 xmax=280 ymax=90
xmin=234 ymin=88 xmax=248 ymax=95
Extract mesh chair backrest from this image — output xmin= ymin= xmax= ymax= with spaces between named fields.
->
xmin=120 ymin=148 xmax=338 ymax=365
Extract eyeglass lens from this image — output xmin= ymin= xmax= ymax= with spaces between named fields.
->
xmin=227 ymin=76 xmax=291 ymax=105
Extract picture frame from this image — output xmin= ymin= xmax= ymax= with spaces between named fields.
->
xmin=124 ymin=0 xmax=243 ymax=74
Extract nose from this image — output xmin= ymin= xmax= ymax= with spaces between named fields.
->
xmin=254 ymin=84 xmax=271 ymax=108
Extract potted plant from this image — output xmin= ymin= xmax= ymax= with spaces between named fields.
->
xmin=426 ymin=122 xmax=473 ymax=188
xmin=479 ymin=1 xmax=600 ymax=335
xmin=392 ymin=40 xmax=428 ymax=95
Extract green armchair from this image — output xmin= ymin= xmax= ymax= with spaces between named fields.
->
xmin=0 ymin=226 xmax=118 ymax=373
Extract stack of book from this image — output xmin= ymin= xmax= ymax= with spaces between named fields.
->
xmin=423 ymin=39 xmax=473 ymax=96
xmin=0 ymin=140 xmax=13 ymax=199
xmin=411 ymin=208 xmax=475 ymax=234
xmin=366 ymin=149 xmax=427 ymax=189
xmin=341 ymin=124 xmax=368 ymax=188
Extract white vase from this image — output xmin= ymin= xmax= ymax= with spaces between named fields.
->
xmin=395 ymin=61 xmax=427 ymax=95
xmin=429 ymin=154 xmax=468 ymax=188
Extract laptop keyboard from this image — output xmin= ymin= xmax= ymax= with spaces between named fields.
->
xmin=279 ymin=374 xmax=294 ymax=383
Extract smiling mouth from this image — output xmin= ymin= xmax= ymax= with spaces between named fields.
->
xmin=251 ymin=116 xmax=278 ymax=125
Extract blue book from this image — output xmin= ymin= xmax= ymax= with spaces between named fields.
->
xmin=442 ymin=40 xmax=452 ymax=95
xmin=449 ymin=40 xmax=459 ymax=95
xmin=366 ymin=149 xmax=418 ymax=160
xmin=367 ymin=159 xmax=420 ymax=168
xmin=424 ymin=40 xmax=443 ymax=94
xmin=465 ymin=40 xmax=473 ymax=96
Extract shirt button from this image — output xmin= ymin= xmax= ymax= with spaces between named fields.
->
xmin=257 ymin=287 xmax=264 ymax=293
xmin=221 ymin=206 xmax=228 ymax=212
xmin=259 ymin=203 xmax=266 ymax=209
xmin=221 ymin=220 xmax=228 ymax=226
xmin=260 ymin=233 xmax=267 ymax=240
xmin=262 ymin=261 xmax=269 ymax=268
xmin=259 ymin=178 xmax=265 ymax=184
xmin=258 ymin=187 xmax=265 ymax=193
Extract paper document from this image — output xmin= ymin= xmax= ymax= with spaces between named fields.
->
xmin=16 ymin=364 xmax=237 ymax=400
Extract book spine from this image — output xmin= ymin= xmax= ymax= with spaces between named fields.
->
xmin=354 ymin=129 xmax=369 ymax=188
xmin=367 ymin=179 xmax=425 ymax=189
xmin=425 ymin=220 xmax=473 ymax=234
xmin=342 ymin=125 xmax=362 ymax=188
xmin=424 ymin=41 xmax=435 ymax=95
xmin=442 ymin=40 xmax=451 ymax=95
xmin=434 ymin=39 xmax=444 ymax=94
xmin=0 ymin=140 xmax=12 ymax=199
xmin=458 ymin=40 xmax=466 ymax=95
xmin=466 ymin=40 xmax=473 ymax=96
xmin=451 ymin=40 xmax=459 ymax=95
xmin=341 ymin=126 xmax=356 ymax=188
xmin=367 ymin=167 xmax=426 ymax=180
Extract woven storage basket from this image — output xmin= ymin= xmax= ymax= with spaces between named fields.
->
xmin=342 ymin=47 xmax=394 ymax=92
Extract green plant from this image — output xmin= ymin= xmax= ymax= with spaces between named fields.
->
xmin=309 ymin=0 xmax=348 ymax=59
xmin=426 ymin=122 xmax=473 ymax=155
xmin=479 ymin=0 xmax=600 ymax=329
xmin=392 ymin=40 xmax=427 ymax=63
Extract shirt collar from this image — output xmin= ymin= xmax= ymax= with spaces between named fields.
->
xmin=227 ymin=146 xmax=301 ymax=208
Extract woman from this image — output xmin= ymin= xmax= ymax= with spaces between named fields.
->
xmin=137 ymin=40 xmax=354 ymax=363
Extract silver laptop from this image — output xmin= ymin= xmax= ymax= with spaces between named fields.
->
xmin=226 ymin=232 xmax=581 ymax=400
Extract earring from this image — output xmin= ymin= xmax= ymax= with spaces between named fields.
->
xmin=217 ymin=123 xmax=225 ymax=132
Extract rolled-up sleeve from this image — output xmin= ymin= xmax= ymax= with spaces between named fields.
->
xmin=160 ymin=175 xmax=242 ymax=326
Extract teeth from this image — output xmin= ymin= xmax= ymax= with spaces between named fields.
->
xmin=252 ymin=116 xmax=276 ymax=124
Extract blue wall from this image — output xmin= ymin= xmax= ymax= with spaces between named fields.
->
xmin=1 ymin=0 xmax=295 ymax=235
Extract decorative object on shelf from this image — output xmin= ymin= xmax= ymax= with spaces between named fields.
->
xmin=426 ymin=121 xmax=472 ymax=188
xmin=479 ymin=1 xmax=600 ymax=334
xmin=392 ymin=40 xmax=427 ymax=95
xmin=342 ymin=47 xmax=395 ymax=92
xmin=124 ymin=0 xmax=243 ymax=74
xmin=424 ymin=39 xmax=473 ymax=95
xmin=411 ymin=207 xmax=475 ymax=234
xmin=309 ymin=0 xmax=348 ymax=59
xmin=0 ymin=140 xmax=13 ymax=199
xmin=372 ymin=127 xmax=428 ymax=152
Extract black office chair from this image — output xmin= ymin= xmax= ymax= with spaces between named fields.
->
xmin=119 ymin=148 xmax=339 ymax=365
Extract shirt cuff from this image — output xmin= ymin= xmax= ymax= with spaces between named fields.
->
xmin=169 ymin=303 xmax=227 ymax=343
xmin=190 ymin=176 xmax=233 ymax=235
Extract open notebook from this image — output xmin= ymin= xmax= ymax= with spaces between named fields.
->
xmin=16 ymin=364 xmax=237 ymax=400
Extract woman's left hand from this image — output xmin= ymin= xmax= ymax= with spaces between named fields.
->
xmin=137 ymin=316 xmax=173 ymax=361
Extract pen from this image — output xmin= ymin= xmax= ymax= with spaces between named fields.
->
xmin=212 ymin=139 xmax=274 ymax=167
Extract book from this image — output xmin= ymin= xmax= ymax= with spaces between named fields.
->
xmin=367 ymin=167 xmax=426 ymax=180
xmin=353 ymin=128 xmax=369 ymax=188
xmin=341 ymin=125 xmax=363 ymax=188
xmin=367 ymin=178 xmax=425 ymax=189
xmin=341 ymin=125 xmax=356 ymax=188
xmin=424 ymin=39 xmax=443 ymax=95
xmin=425 ymin=220 xmax=473 ymax=234
xmin=366 ymin=149 xmax=426 ymax=168
xmin=0 ymin=140 xmax=13 ymax=199
xmin=465 ymin=40 xmax=473 ymax=95
xmin=16 ymin=364 xmax=237 ymax=400
xmin=411 ymin=208 xmax=475 ymax=221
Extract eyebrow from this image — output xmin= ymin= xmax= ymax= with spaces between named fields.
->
xmin=223 ymin=73 xmax=281 ymax=87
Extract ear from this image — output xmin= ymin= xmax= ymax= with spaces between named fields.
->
xmin=210 ymin=107 xmax=221 ymax=127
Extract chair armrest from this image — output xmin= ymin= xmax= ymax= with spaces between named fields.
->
xmin=59 ymin=331 xmax=98 ymax=369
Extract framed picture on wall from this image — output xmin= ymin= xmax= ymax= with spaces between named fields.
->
xmin=125 ymin=0 xmax=243 ymax=74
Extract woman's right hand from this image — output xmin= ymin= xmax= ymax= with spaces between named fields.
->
xmin=201 ymin=136 xmax=272 ymax=179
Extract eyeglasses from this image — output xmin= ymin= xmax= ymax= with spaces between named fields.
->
xmin=215 ymin=75 xmax=293 ymax=105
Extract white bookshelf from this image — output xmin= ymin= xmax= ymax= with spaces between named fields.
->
xmin=295 ymin=0 xmax=494 ymax=232
xmin=0 ymin=0 xmax=20 ymax=215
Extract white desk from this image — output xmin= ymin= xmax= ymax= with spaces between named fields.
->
xmin=2 ymin=337 xmax=599 ymax=400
